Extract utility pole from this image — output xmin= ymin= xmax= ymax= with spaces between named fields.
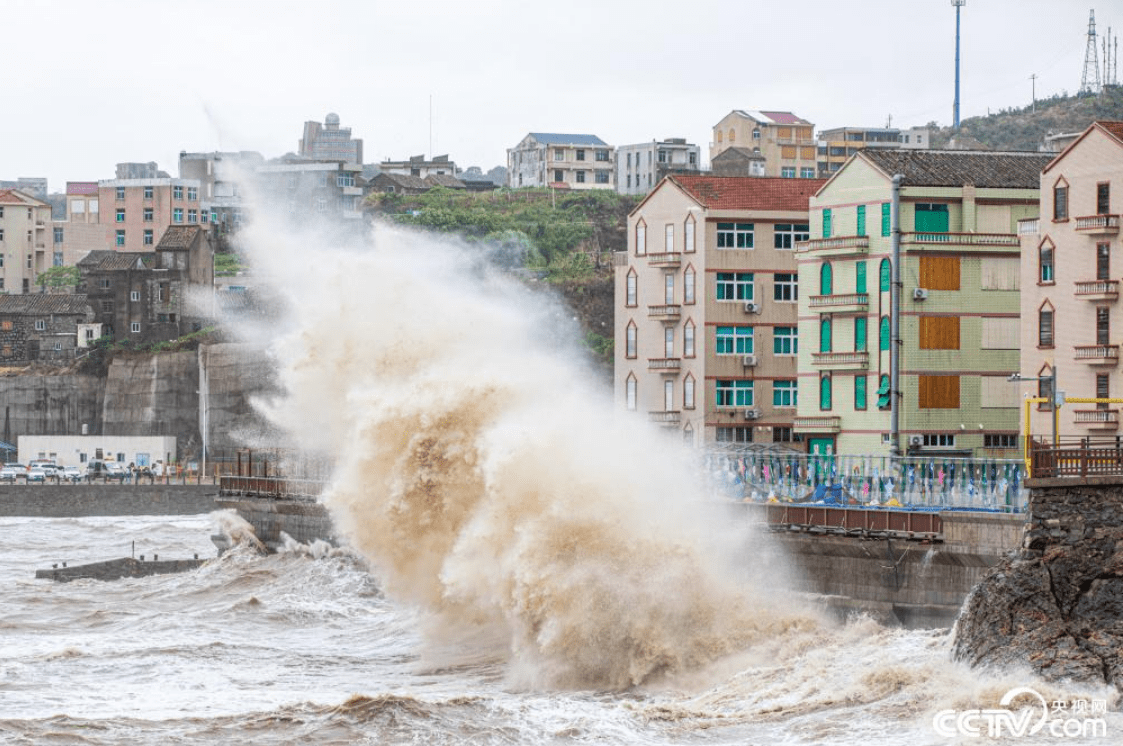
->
xmin=1030 ymin=74 xmax=1037 ymax=112
xmin=1081 ymin=9 xmax=1102 ymax=95
xmin=952 ymin=0 xmax=966 ymax=129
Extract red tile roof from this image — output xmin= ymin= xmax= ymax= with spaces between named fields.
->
xmin=669 ymin=176 xmax=826 ymax=211
xmin=759 ymin=111 xmax=810 ymax=125
xmin=0 ymin=189 xmax=32 ymax=205
xmin=1097 ymin=121 xmax=1123 ymax=143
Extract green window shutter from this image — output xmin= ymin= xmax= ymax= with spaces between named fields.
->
xmin=820 ymin=318 xmax=832 ymax=352
xmin=856 ymin=261 xmax=867 ymax=294
xmin=820 ymin=262 xmax=832 ymax=296
xmin=881 ymin=202 xmax=890 ymax=236
xmin=856 ymin=205 xmax=866 ymax=236
xmin=822 ymin=208 xmax=832 ymax=238
xmin=879 ymin=259 xmax=891 ymax=292
xmin=855 ymin=375 xmax=867 ymax=410
xmin=879 ymin=316 xmax=890 ymax=350
xmin=915 ymin=203 xmax=949 ymax=233
xmin=877 ymin=374 xmax=891 ymax=409
xmin=855 ymin=316 xmax=867 ymax=351
xmin=820 ymin=376 xmax=832 ymax=410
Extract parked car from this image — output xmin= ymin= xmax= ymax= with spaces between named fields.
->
xmin=86 ymin=460 xmax=121 ymax=481
xmin=26 ymin=468 xmax=47 ymax=483
xmin=62 ymin=466 xmax=83 ymax=483
xmin=4 ymin=463 xmax=27 ymax=480
xmin=0 ymin=466 xmax=20 ymax=482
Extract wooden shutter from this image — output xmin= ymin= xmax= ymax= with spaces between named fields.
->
xmin=918 ymin=375 xmax=960 ymax=409
xmin=919 ymin=316 xmax=960 ymax=349
xmin=919 ymin=255 xmax=960 ymax=290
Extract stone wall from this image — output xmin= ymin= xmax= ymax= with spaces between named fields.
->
xmin=953 ymin=477 xmax=1123 ymax=688
xmin=0 ymin=483 xmax=217 ymax=517
xmin=214 ymin=495 xmax=334 ymax=550
xmin=0 ymin=373 xmax=102 ymax=439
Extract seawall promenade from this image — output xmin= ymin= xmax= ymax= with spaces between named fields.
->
xmin=0 ymin=484 xmax=218 ymax=517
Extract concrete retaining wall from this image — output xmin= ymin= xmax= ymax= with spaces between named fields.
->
xmin=214 ymin=496 xmax=335 ymax=550
xmin=0 ymin=484 xmax=218 ymax=517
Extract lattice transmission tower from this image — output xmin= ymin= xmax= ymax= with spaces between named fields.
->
xmin=1081 ymin=9 xmax=1102 ymax=95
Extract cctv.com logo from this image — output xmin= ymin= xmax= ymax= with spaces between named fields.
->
xmin=933 ymin=686 xmax=1108 ymax=739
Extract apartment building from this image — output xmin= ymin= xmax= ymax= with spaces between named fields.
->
xmin=379 ymin=154 xmax=458 ymax=178
xmin=178 ymin=151 xmax=265 ymax=235
xmin=614 ymin=175 xmax=824 ymax=448
xmin=794 ymin=149 xmax=1054 ymax=458
xmin=709 ymin=111 xmax=817 ymax=178
xmin=96 ymin=176 xmax=208 ymax=253
xmin=299 ymin=112 xmax=363 ymax=163
xmin=616 ymin=139 xmax=701 ymax=196
xmin=0 ymin=189 xmax=52 ymax=294
xmin=252 ymin=159 xmax=365 ymax=224
xmin=816 ymin=126 xmax=931 ymax=177
xmin=507 ymin=133 xmax=615 ymax=189
xmin=1019 ymin=121 xmax=1123 ymax=442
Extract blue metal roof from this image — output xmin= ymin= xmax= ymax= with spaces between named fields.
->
xmin=528 ymin=133 xmax=608 ymax=146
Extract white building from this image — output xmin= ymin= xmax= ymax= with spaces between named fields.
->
xmin=507 ymin=133 xmax=615 ymax=189
xmin=616 ymin=138 xmax=701 ymax=196
xmin=18 ymin=435 xmax=176 ymax=468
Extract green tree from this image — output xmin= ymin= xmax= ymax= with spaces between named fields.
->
xmin=36 ymin=266 xmax=81 ymax=288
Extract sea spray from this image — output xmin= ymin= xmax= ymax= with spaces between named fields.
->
xmin=240 ymin=218 xmax=817 ymax=689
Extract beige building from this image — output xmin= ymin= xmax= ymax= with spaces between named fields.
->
xmin=1019 ymin=121 xmax=1123 ymax=442
xmin=709 ymin=110 xmax=816 ymax=178
xmin=507 ymin=133 xmax=615 ymax=189
xmin=815 ymin=125 xmax=931 ymax=177
xmin=614 ymin=175 xmax=824 ymax=448
xmin=0 ymin=188 xmax=52 ymax=294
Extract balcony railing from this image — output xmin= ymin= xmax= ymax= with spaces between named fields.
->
xmin=793 ymin=415 xmax=841 ymax=433
xmin=1074 ymin=280 xmax=1120 ymax=300
xmin=647 ymin=358 xmax=682 ymax=374
xmin=1074 ymin=345 xmax=1120 ymax=365
xmin=809 ymin=293 xmax=869 ymax=311
xmin=1074 ymin=214 xmax=1121 ymax=234
xmin=797 ymin=235 xmax=869 ymax=254
xmin=613 ymin=251 xmax=629 ymax=267
xmin=1073 ymin=409 xmax=1120 ymax=429
xmin=647 ymin=304 xmax=681 ymax=322
xmin=811 ymin=350 xmax=870 ymax=369
xmin=1017 ymin=218 xmax=1039 ymax=235
xmin=647 ymin=252 xmax=682 ymax=267
xmin=901 ymin=232 xmax=1019 ymax=247
xmin=648 ymin=410 xmax=681 ymax=425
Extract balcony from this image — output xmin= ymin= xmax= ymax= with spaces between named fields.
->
xmin=1074 ymin=345 xmax=1120 ymax=366
xmin=776 ymin=138 xmax=817 ymax=147
xmin=797 ymin=235 xmax=869 ymax=255
xmin=811 ymin=350 xmax=869 ymax=370
xmin=794 ymin=415 xmax=841 ymax=434
xmin=901 ymin=232 xmax=1019 ymax=248
xmin=612 ymin=251 xmax=629 ymax=267
xmin=648 ymin=410 xmax=681 ymax=426
xmin=647 ymin=358 xmax=682 ymax=375
xmin=1074 ymin=280 xmax=1119 ymax=302
xmin=1017 ymin=218 xmax=1039 ymax=235
xmin=647 ymin=252 xmax=682 ymax=268
xmin=647 ymin=304 xmax=681 ymax=322
xmin=341 ymin=186 xmax=363 ymax=196
xmin=1074 ymin=409 xmax=1120 ymax=431
xmin=809 ymin=293 xmax=869 ymax=313
xmin=1074 ymin=214 xmax=1120 ymax=235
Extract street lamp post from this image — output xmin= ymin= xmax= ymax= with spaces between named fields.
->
xmin=1008 ymin=371 xmax=1062 ymax=448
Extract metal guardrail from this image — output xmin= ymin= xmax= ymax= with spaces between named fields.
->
xmin=218 ymin=476 xmax=326 ymax=500
xmin=1029 ymin=438 xmax=1123 ymax=478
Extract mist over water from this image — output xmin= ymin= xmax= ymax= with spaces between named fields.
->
xmin=239 ymin=217 xmax=818 ymax=689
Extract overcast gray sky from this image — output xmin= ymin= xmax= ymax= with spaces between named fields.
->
xmin=3 ymin=0 xmax=1112 ymax=190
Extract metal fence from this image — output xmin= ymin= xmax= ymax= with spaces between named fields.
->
xmin=704 ymin=449 xmax=1028 ymax=512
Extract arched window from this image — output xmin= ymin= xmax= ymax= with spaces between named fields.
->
xmin=684 ymin=215 xmax=696 ymax=253
xmin=684 ymin=374 xmax=695 ymax=410
xmin=1039 ymin=239 xmax=1055 ymax=283
xmin=684 ymin=265 xmax=696 ymax=304
xmin=684 ymin=320 xmax=695 ymax=357
xmin=716 ymin=130 xmax=723 ymax=144
xmin=1038 ymin=301 xmax=1054 ymax=347
xmin=626 ymin=269 xmax=637 ymax=307
xmin=682 ymin=422 xmax=694 ymax=445
xmin=819 ymin=375 xmax=832 ymax=410
xmin=626 ymin=321 xmax=637 ymax=358
xmin=820 ymin=317 xmax=832 ymax=352
xmin=820 ymin=262 xmax=833 ymax=296
xmin=729 ymin=128 xmax=736 ymax=142
xmin=879 ymin=258 xmax=891 ymax=292
xmin=626 ymin=374 xmax=637 ymax=411
xmin=635 ymin=220 xmax=647 ymax=256
xmin=879 ymin=316 xmax=890 ymax=351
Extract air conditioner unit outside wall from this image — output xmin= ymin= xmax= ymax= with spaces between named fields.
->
xmin=913 ymin=288 xmax=928 ymax=300
xmin=741 ymin=354 xmax=757 ymax=367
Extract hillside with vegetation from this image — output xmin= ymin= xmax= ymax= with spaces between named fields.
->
xmin=929 ymin=86 xmax=1123 ymax=150
xmin=366 ymin=188 xmax=638 ymax=376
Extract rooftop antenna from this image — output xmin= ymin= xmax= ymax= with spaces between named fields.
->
xmin=1030 ymin=73 xmax=1037 ymax=112
xmin=952 ymin=0 xmax=965 ymax=129
xmin=1081 ymin=9 xmax=1102 ymax=95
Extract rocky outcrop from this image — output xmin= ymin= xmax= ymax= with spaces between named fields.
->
xmin=953 ymin=479 xmax=1123 ymax=688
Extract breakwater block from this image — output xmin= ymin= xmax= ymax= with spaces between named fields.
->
xmin=35 ymin=557 xmax=206 ymax=583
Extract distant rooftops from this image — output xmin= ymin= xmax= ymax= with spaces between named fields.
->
xmin=527 ymin=133 xmax=609 ymax=146
xmin=668 ymin=175 xmax=826 ymax=211
xmin=859 ymin=149 xmax=1056 ymax=189
xmin=728 ymin=111 xmax=812 ymax=126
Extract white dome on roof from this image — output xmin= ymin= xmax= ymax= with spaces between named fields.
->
xmin=325 ymin=112 xmax=340 ymax=125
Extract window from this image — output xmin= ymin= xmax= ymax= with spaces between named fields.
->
xmin=53 ymin=252 xmax=62 ymax=266
xmin=144 ymin=229 xmax=154 ymax=245
xmin=1039 ymin=243 xmax=1054 ymax=283
xmin=130 ymin=290 xmax=140 ymax=302
xmin=0 ymin=229 xmax=3 ymax=241
xmin=773 ymin=427 xmax=796 ymax=443
xmin=201 ymin=211 xmax=209 ymax=224
xmin=664 ymin=274 xmax=674 ymax=304
xmin=716 ymin=380 xmax=753 ymax=407
xmin=716 ymin=326 xmax=754 ymax=355
xmin=918 ymin=375 xmax=961 ymax=409
xmin=595 ymin=149 xmax=609 ymax=162
xmin=100 ymin=300 xmax=113 ymax=313
xmin=626 ymin=375 xmax=636 ymax=410
xmin=984 ymin=434 xmax=1019 ymax=449
xmin=800 ymin=167 xmax=815 ymax=178
xmin=188 ymin=187 xmax=198 ymax=201
xmin=130 ymin=322 xmax=141 ymax=334
xmin=554 ymin=170 xmax=563 ymax=182
xmin=781 ymin=167 xmax=796 ymax=178
xmin=635 ymin=221 xmax=646 ymax=255
xmin=188 ymin=209 xmax=197 ymax=223
xmin=717 ymin=223 xmax=753 ymax=248
xmin=684 ymin=217 xmax=695 ymax=253
xmin=555 ymin=148 xmax=565 ymax=161
xmin=1098 ymin=243 xmax=1111 ymax=280
xmin=920 ymin=255 xmax=960 ymax=290
xmin=1038 ymin=369 xmax=1055 ymax=407
xmin=115 ymin=209 xmax=125 ymax=223
xmin=919 ymin=316 xmax=961 ymax=349
xmin=716 ymin=273 xmax=754 ymax=301
xmin=665 ymin=224 xmax=674 ymax=253
xmin=684 ymin=321 xmax=695 ymax=357
xmin=752 ymin=129 xmax=760 ymax=140
xmin=115 ymin=187 xmax=125 ymax=200
xmin=115 ymin=230 xmax=125 ymax=247
xmin=877 ymin=374 xmax=891 ymax=409
xmin=922 ymin=434 xmax=957 ymax=448
xmin=100 ymin=278 xmax=111 ymax=289
xmin=854 ymin=375 xmax=868 ymax=410
xmin=173 ymin=186 xmax=184 ymax=200
xmin=855 ymin=261 xmax=867 ymax=294
xmin=1054 ymin=183 xmax=1068 ymax=220
xmin=173 ymin=208 xmax=184 ymax=223
xmin=880 ymin=316 xmax=890 ymax=350
xmin=716 ymin=427 xmax=753 ymax=443
xmin=34 ymin=319 xmax=45 ymax=331
xmin=1097 ymin=306 xmax=1111 ymax=345
xmin=143 ymin=186 xmax=153 ymax=199
xmin=856 ymin=205 xmax=866 ymax=236
xmin=1097 ymin=183 xmax=1110 ymax=215
xmin=595 ymin=171 xmax=610 ymax=184
xmin=773 ymin=380 xmax=797 ymax=408
xmin=774 ymin=327 xmax=798 ymax=355
xmin=684 ymin=376 xmax=695 ymax=409
xmin=664 ymin=326 xmax=675 ymax=358
xmin=820 ymin=262 xmax=832 ymax=295
xmin=822 ymin=208 xmax=832 ymax=238
xmin=773 ymin=273 xmax=797 ymax=301
xmin=576 ymin=149 xmax=586 ymax=161
xmin=626 ymin=270 xmax=637 ymax=306
xmin=855 ymin=316 xmax=867 ymax=351
xmin=53 ymin=227 xmax=63 ymax=243
xmin=575 ymin=171 xmax=586 ymax=183
xmin=658 ymin=149 xmax=667 ymax=163
xmin=684 ymin=267 xmax=695 ymax=304
xmin=774 ymin=223 xmax=809 ymax=249
xmin=143 ymin=207 xmax=153 ymax=222
xmin=914 ymin=203 xmax=949 ymax=233
xmin=1097 ymin=374 xmax=1110 ymax=410
xmin=819 ymin=375 xmax=832 ymax=410
xmin=879 ymin=258 xmax=891 ymax=292
xmin=881 ymin=202 xmax=891 ymax=236
xmin=819 ymin=318 xmax=832 ymax=352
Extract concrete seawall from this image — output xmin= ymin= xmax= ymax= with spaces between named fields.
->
xmin=0 ymin=484 xmax=218 ymax=517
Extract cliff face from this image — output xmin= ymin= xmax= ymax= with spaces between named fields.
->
xmin=953 ymin=480 xmax=1123 ymax=688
